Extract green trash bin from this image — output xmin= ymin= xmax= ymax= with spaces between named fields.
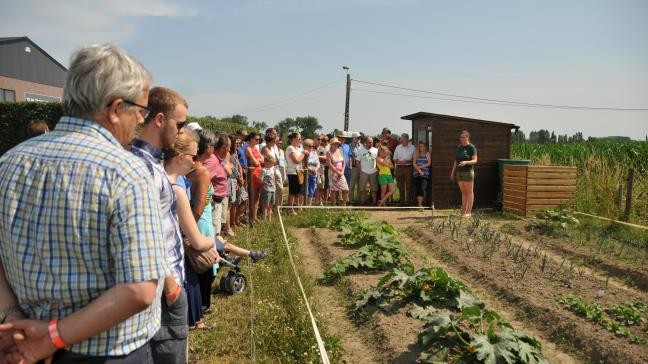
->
xmin=497 ymin=159 xmax=529 ymax=203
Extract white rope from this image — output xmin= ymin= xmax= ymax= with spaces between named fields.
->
xmin=246 ymin=228 xmax=257 ymax=364
xmin=279 ymin=205 xmax=434 ymax=210
xmin=574 ymin=211 xmax=648 ymax=230
xmin=276 ymin=209 xmax=331 ymax=364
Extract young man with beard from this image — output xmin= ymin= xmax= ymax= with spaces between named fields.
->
xmin=130 ymin=86 xmax=189 ymax=364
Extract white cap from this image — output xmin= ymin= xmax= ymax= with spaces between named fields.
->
xmin=351 ymin=132 xmax=361 ymax=138
xmin=186 ymin=122 xmax=203 ymax=131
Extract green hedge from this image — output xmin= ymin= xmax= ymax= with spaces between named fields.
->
xmin=0 ymin=102 xmax=251 ymax=156
xmin=0 ymin=102 xmax=63 ymax=155
xmin=186 ymin=116 xmax=252 ymax=135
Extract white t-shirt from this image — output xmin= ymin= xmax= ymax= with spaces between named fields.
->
xmin=356 ymin=146 xmax=378 ymax=174
xmin=393 ymin=143 xmax=415 ymax=165
xmin=285 ymin=145 xmax=302 ymax=175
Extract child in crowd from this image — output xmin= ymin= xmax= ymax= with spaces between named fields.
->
xmin=376 ymin=145 xmax=395 ymax=206
xmin=261 ymin=155 xmax=276 ymax=220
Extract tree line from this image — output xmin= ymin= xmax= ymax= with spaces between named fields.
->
xmin=190 ymin=114 xmax=324 ymax=139
xmin=511 ymin=129 xmax=633 ymax=144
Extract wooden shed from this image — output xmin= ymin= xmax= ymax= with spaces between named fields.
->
xmin=401 ymin=112 xmax=519 ymax=209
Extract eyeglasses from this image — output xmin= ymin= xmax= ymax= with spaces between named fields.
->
xmin=175 ymin=120 xmax=187 ymax=129
xmin=121 ymin=99 xmax=151 ymax=119
xmin=182 ymin=152 xmax=197 ymax=158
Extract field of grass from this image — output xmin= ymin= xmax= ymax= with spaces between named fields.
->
xmin=188 ymin=219 xmax=341 ymax=363
xmin=512 ymin=141 xmax=648 ymax=225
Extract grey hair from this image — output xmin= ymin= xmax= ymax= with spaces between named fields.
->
xmin=63 ymin=44 xmax=152 ymax=120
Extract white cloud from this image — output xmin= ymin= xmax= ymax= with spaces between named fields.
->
xmin=0 ymin=0 xmax=197 ymax=65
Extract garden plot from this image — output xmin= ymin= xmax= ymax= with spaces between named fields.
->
xmin=399 ymin=210 xmax=648 ymax=364
xmin=289 ymin=210 xmax=577 ymax=364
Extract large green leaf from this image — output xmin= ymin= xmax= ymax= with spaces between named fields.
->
xmin=407 ymin=304 xmax=439 ymax=321
xmin=418 ymin=312 xmax=452 ymax=346
xmin=470 ymin=334 xmax=496 ymax=364
xmin=419 ymin=346 xmax=449 ymax=364
xmin=453 ymin=290 xmax=485 ymax=310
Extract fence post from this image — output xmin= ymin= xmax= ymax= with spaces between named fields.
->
xmin=622 ymin=168 xmax=634 ymax=222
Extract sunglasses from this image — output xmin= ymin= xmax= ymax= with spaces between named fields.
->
xmin=112 ymin=99 xmax=151 ymax=119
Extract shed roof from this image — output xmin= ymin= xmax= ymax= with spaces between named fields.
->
xmin=0 ymin=36 xmax=67 ymax=72
xmin=401 ymin=112 xmax=519 ymax=129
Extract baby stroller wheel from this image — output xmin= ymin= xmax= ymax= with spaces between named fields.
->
xmin=222 ymin=271 xmax=247 ymax=294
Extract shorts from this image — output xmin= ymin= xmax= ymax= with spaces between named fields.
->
xmin=262 ymin=190 xmax=275 ymax=206
xmin=228 ymin=179 xmax=238 ymax=203
xmin=359 ymin=171 xmax=379 ymax=192
xmin=378 ymin=174 xmax=394 ymax=185
xmin=456 ymin=171 xmax=475 ymax=182
xmin=236 ymin=184 xmax=248 ymax=204
xmin=287 ymin=174 xmax=303 ymax=195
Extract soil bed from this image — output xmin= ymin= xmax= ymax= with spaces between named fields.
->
xmin=373 ymin=210 xmax=647 ymax=364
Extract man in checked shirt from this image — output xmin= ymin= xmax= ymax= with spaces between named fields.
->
xmin=0 ymin=44 xmax=169 ymax=363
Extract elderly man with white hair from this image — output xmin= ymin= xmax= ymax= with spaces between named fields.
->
xmin=393 ymin=133 xmax=415 ymax=204
xmin=0 ymin=44 xmax=168 ymax=364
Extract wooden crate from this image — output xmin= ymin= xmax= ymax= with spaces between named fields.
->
xmin=503 ymin=165 xmax=577 ymax=218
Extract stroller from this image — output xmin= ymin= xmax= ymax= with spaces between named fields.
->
xmin=216 ymin=253 xmax=247 ymax=295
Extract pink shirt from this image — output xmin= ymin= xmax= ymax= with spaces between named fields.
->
xmin=204 ymin=154 xmax=228 ymax=198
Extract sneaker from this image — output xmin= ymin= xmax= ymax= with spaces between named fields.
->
xmin=249 ymin=250 xmax=268 ymax=263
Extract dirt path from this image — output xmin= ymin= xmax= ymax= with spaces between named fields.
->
xmin=365 ymin=210 xmax=647 ymax=364
xmin=294 ymin=228 xmax=383 ymax=364
xmin=296 ymin=225 xmax=428 ymax=363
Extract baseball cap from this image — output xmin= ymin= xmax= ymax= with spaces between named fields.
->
xmin=186 ymin=122 xmax=203 ymax=131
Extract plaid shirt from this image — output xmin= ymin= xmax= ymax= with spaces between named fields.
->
xmin=0 ymin=117 xmax=169 ymax=356
xmin=130 ymin=139 xmax=184 ymax=285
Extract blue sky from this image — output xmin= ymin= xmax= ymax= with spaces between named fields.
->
xmin=2 ymin=0 xmax=647 ymax=138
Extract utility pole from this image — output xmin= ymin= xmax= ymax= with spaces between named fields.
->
xmin=343 ymin=66 xmax=350 ymax=132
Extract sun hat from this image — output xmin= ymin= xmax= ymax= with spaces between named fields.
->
xmin=186 ymin=122 xmax=203 ymax=131
xmin=329 ymin=137 xmax=341 ymax=144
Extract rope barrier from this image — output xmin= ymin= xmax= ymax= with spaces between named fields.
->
xmin=280 ymin=205 xmax=434 ymax=210
xmin=574 ymin=211 xmax=648 ymax=231
xmin=276 ymin=209 xmax=331 ymax=364
xmin=246 ymin=228 xmax=257 ymax=364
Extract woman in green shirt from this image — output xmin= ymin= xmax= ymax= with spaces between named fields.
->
xmin=450 ymin=130 xmax=478 ymax=217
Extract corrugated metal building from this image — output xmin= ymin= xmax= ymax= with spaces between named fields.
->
xmin=0 ymin=37 xmax=67 ymax=102
xmin=402 ymin=112 xmax=519 ymax=209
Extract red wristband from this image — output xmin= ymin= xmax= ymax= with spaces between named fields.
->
xmin=165 ymin=284 xmax=181 ymax=302
xmin=48 ymin=319 xmax=66 ymax=349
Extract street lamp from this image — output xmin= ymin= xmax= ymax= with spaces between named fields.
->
xmin=342 ymin=66 xmax=350 ymax=131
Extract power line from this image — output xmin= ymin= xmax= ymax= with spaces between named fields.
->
xmin=353 ymin=79 xmax=648 ymax=112
xmin=239 ymin=77 xmax=346 ymax=114
xmin=352 ymin=88 xmax=575 ymax=109
xmin=246 ymin=89 xmax=344 ymax=114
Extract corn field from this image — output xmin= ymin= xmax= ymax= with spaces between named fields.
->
xmin=511 ymin=141 xmax=648 ymax=226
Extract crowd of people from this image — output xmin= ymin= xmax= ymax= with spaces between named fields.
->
xmin=0 ymin=44 xmax=477 ymax=364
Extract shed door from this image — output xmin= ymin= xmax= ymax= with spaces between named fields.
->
xmin=417 ymin=126 xmax=432 ymax=152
